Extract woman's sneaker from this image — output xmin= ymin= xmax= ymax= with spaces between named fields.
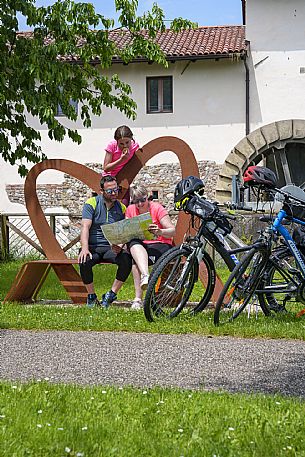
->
xmin=131 ymin=298 xmax=143 ymax=310
xmin=86 ymin=293 xmax=100 ymax=308
xmin=140 ymin=274 xmax=149 ymax=291
xmin=101 ymin=290 xmax=117 ymax=308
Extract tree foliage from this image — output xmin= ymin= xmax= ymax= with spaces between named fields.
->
xmin=0 ymin=0 xmax=195 ymax=175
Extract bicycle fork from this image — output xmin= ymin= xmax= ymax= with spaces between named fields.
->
xmin=164 ymin=246 xmax=199 ymax=292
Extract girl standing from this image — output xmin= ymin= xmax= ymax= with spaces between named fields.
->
xmin=103 ymin=125 xmax=141 ymax=206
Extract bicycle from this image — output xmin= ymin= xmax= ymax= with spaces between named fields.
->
xmin=214 ymin=181 xmax=305 ymax=325
xmin=143 ymin=178 xmax=267 ymax=322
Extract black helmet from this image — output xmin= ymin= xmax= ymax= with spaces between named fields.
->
xmin=174 ymin=176 xmax=204 ymax=204
xmin=243 ymin=166 xmax=277 ymax=188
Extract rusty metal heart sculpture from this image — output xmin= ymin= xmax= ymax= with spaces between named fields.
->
xmin=6 ymin=136 xmax=220 ymax=304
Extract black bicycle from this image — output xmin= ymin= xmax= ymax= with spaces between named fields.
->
xmin=143 ymin=180 xmax=257 ymax=322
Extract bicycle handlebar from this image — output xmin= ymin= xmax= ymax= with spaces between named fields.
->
xmin=225 ymin=202 xmax=253 ymax=211
xmin=193 ymin=192 xmax=237 ymax=220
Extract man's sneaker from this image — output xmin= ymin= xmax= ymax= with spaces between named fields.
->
xmin=86 ymin=293 xmax=100 ymax=308
xmin=140 ymin=274 xmax=149 ymax=291
xmin=101 ymin=290 xmax=117 ymax=308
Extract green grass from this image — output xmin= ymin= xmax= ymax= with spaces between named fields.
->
xmin=1 ymin=381 xmax=305 ymax=457
xmin=0 ymin=260 xmax=208 ymax=302
xmin=1 ymin=260 xmax=305 ymax=339
xmin=1 ymin=303 xmax=305 ymax=340
xmin=0 ymin=260 xmax=134 ymax=302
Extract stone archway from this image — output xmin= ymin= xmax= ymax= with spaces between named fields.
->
xmin=216 ymin=119 xmax=305 ymax=203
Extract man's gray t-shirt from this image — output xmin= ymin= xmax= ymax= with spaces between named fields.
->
xmin=82 ymin=195 xmax=126 ymax=247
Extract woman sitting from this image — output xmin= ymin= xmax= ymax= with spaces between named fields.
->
xmin=126 ymin=185 xmax=176 ymax=309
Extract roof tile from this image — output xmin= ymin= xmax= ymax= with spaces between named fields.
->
xmin=17 ymin=26 xmax=246 ymax=62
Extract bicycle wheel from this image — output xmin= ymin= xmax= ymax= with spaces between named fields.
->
xmin=258 ymin=246 xmax=304 ymax=313
xmin=143 ymin=246 xmax=215 ymax=321
xmin=214 ymin=246 xmax=270 ymax=326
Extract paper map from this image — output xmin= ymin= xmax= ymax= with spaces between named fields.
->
xmin=101 ymin=212 xmax=155 ymax=245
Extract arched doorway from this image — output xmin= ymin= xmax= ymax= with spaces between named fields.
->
xmin=216 ymin=119 xmax=305 ymax=203
xmin=266 ymin=142 xmax=305 ymax=189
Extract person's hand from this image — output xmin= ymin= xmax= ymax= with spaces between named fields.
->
xmin=148 ymin=224 xmax=161 ymax=236
xmin=111 ymin=244 xmax=123 ymax=254
xmin=120 ymin=147 xmax=129 ymax=159
xmin=78 ymin=249 xmax=92 ymax=264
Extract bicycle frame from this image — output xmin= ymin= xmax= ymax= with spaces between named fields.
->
xmin=157 ymin=211 xmax=247 ymax=301
xmin=272 ymin=209 xmax=305 ymax=277
xmin=233 ymin=190 xmax=305 ymax=315
xmin=186 ymin=212 xmax=247 ymax=266
xmin=198 ymin=222 xmax=252 ymax=269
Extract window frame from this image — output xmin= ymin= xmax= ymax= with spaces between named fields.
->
xmin=151 ymin=190 xmax=159 ymax=200
xmin=55 ymin=88 xmax=78 ymax=117
xmin=146 ymin=76 xmax=173 ymax=114
xmin=56 ymin=99 xmax=78 ymax=117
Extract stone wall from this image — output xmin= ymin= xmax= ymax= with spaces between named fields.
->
xmin=5 ymin=183 xmax=72 ymax=211
xmin=4 ymin=160 xmax=268 ymax=251
xmin=6 ymin=160 xmax=221 ymax=215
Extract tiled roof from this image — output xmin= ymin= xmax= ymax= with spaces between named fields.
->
xmin=111 ymin=26 xmax=246 ymax=61
xmin=17 ymin=26 xmax=246 ymax=63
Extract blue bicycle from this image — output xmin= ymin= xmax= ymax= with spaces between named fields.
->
xmin=214 ymin=168 xmax=305 ymax=325
xmin=257 ymin=190 xmax=305 ymax=316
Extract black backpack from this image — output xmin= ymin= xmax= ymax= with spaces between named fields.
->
xmin=292 ymin=226 xmax=305 ymax=255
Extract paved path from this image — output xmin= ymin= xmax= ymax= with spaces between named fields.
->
xmin=1 ymin=329 xmax=305 ymax=397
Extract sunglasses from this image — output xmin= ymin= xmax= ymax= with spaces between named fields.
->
xmin=132 ymin=196 xmax=147 ymax=204
xmin=104 ymin=187 xmax=120 ymax=195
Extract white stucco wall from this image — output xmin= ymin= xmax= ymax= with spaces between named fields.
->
xmin=28 ymin=59 xmax=247 ymax=164
xmin=0 ymin=58 xmax=247 ymax=210
xmin=246 ymin=0 xmax=305 ymax=130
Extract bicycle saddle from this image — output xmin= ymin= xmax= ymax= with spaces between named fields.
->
xmin=275 ymin=185 xmax=305 ymax=204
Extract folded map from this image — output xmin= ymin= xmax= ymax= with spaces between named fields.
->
xmin=101 ymin=212 xmax=155 ymax=245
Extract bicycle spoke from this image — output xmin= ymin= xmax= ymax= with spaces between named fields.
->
xmin=214 ymin=247 xmax=269 ymax=325
xmin=144 ymin=246 xmax=215 ymax=321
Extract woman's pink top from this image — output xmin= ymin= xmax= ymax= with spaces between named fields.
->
xmin=125 ymin=201 xmax=173 ymax=245
xmin=102 ymin=139 xmax=140 ymax=177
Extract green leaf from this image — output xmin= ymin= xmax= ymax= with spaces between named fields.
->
xmin=1 ymin=0 xmax=195 ymax=175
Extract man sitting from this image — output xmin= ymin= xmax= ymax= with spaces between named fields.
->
xmin=78 ymin=175 xmax=132 ymax=308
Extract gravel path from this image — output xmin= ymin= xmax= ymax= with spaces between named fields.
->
xmin=1 ymin=329 xmax=305 ymax=397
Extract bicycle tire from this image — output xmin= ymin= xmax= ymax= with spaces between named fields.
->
xmin=214 ymin=246 xmax=270 ymax=326
xmin=143 ymin=246 xmax=215 ymax=321
xmin=157 ymin=246 xmax=216 ymax=315
xmin=258 ymin=246 xmax=304 ymax=313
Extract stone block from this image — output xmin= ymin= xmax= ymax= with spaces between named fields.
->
xmin=277 ymin=119 xmax=293 ymax=141
xmin=215 ymin=189 xmax=232 ymax=203
xmin=220 ymin=162 xmax=240 ymax=179
xmin=234 ymin=138 xmax=256 ymax=160
xmin=261 ymin=122 xmax=279 ymax=145
xmin=225 ymin=150 xmax=244 ymax=170
xmin=292 ymin=119 xmax=305 ymax=139
xmin=246 ymin=128 xmax=267 ymax=152
xmin=216 ymin=179 xmax=232 ymax=192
